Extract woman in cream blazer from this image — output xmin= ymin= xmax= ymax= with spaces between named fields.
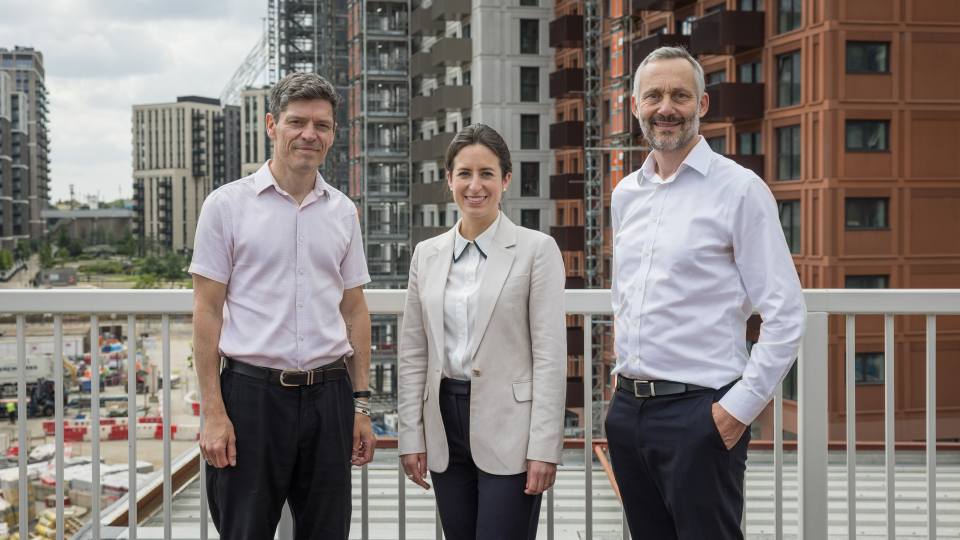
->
xmin=398 ymin=124 xmax=567 ymax=540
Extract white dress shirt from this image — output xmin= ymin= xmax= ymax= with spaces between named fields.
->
xmin=189 ymin=161 xmax=371 ymax=371
xmin=442 ymin=214 xmax=501 ymax=380
xmin=611 ymin=136 xmax=806 ymax=425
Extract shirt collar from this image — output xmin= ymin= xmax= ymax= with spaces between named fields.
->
xmin=253 ymin=160 xmax=330 ymax=198
xmin=637 ymin=136 xmax=713 ymax=185
xmin=453 ymin=212 xmax=501 ymax=262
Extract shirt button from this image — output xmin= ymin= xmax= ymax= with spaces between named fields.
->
xmin=299 ymin=270 xmax=304 ymax=275
xmin=435 ymin=368 xmax=441 ymax=373
xmin=299 ymin=336 xmax=304 ymax=341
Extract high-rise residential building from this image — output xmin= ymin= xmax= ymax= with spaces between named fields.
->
xmin=0 ymin=72 xmax=14 ymax=250
xmin=131 ymin=96 xmax=240 ymax=253
xmin=240 ymin=87 xmax=274 ymax=177
xmin=347 ymin=0 xmax=412 ymax=397
xmin=270 ymin=0 xmax=352 ymax=193
xmin=0 ymin=46 xmax=49 ymax=246
xmin=558 ymin=0 xmax=960 ymax=441
xmin=409 ymin=0 xmax=555 ymax=245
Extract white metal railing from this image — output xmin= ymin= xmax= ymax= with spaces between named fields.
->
xmin=1 ymin=288 xmax=958 ymax=539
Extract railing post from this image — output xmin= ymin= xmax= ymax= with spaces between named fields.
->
xmin=798 ymin=312 xmax=828 ymax=539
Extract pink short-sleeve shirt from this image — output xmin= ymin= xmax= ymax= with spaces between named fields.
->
xmin=189 ymin=161 xmax=371 ymax=371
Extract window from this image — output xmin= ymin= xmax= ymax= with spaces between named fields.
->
xmin=603 ymin=99 xmax=611 ymax=121
xmin=846 ymin=120 xmax=889 ymax=152
xmin=463 ymin=24 xmax=471 ymax=39
xmin=520 ymin=67 xmax=539 ymax=102
xmin=854 ymin=353 xmax=884 ymax=384
xmin=520 ymin=20 xmax=539 ymax=54
xmin=778 ymin=0 xmax=801 ymax=33
xmin=520 ymin=0 xmax=537 ymax=6
xmin=463 ymin=71 xmax=471 ymax=86
xmin=739 ymin=0 xmax=764 ymax=11
xmin=705 ymin=4 xmax=724 ymax=14
xmin=678 ymin=15 xmax=696 ymax=36
xmin=738 ymin=61 xmax=762 ymax=83
xmin=778 ymin=200 xmax=801 ymax=254
xmin=521 ymin=162 xmax=540 ymax=197
xmin=776 ymin=125 xmax=801 ymax=180
xmin=706 ymin=70 xmax=726 ymax=85
xmin=845 ymin=197 xmax=888 ymax=229
xmin=846 ymin=42 xmax=889 ymax=73
xmin=520 ymin=114 xmax=539 ymax=149
xmin=738 ymin=131 xmax=762 ymax=155
xmin=520 ymin=209 xmax=541 ymax=230
xmin=603 ymin=47 xmax=611 ymax=73
xmin=777 ymin=51 xmax=801 ymax=107
xmin=706 ymin=136 xmax=726 ymax=154
xmin=845 ymin=275 xmax=889 ymax=289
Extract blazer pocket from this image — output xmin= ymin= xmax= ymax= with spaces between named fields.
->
xmin=512 ymin=380 xmax=533 ymax=402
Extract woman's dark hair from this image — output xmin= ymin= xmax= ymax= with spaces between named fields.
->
xmin=444 ymin=123 xmax=512 ymax=177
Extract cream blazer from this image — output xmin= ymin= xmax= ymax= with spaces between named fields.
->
xmin=397 ymin=214 xmax=567 ymax=475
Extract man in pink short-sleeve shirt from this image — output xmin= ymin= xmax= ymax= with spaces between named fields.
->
xmin=190 ymin=73 xmax=375 ymax=540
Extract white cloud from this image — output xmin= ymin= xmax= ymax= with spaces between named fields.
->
xmin=0 ymin=0 xmax=267 ymax=202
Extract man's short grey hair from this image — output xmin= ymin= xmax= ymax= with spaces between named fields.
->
xmin=269 ymin=72 xmax=342 ymax=120
xmin=632 ymin=46 xmax=705 ymax=101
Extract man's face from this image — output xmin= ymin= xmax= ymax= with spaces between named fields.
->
xmin=266 ymin=98 xmax=336 ymax=172
xmin=632 ymin=58 xmax=709 ymax=153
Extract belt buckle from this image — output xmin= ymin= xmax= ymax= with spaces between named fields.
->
xmin=633 ymin=380 xmax=655 ymax=398
xmin=280 ymin=370 xmax=309 ymax=387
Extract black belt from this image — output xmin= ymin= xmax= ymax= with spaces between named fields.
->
xmin=616 ymin=376 xmax=710 ymax=398
xmin=222 ymin=356 xmax=348 ymax=387
xmin=440 ymin=378 xmax=471 ymax=396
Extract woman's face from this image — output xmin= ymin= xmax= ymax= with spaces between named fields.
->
xmin=447 ymin=144 xmax=511 ymax=223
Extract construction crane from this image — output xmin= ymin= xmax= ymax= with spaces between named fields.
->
xmin=220 ymin=32 xmax=270 ymax=106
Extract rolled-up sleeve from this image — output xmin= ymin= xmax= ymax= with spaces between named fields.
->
xmin=719 ymin=178 xmax=806 ymax=425
xmin=189 ymin=191 xmax=233 ymax=285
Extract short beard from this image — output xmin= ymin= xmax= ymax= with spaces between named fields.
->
xmin=640 ymin=109 xmax=701 ymax=152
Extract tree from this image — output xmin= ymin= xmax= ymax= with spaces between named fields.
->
xmin=0 ymin=249 xmax=13 ymax=271
xmin=39 ymin=242 xmax=54 ymax=269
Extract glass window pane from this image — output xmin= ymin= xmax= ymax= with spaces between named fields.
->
xmin=520 ymin=20 xmax=539 ymax=54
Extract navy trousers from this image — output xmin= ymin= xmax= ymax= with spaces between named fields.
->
xmin=605 ymin=382 xmax=750 ymax=540
xmin=431 ymin=378 xmax=542 ymax=540
xmin=206 ymin=368 xmax=355 ymax=540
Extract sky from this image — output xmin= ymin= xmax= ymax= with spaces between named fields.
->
xmin=1 ymin=0 xmax=269 ymax=203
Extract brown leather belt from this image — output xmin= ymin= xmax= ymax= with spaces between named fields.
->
xmin=222 ymin=356 xmax=348 ymax=387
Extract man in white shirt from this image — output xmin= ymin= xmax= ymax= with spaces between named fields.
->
xmin=606 ymin=47 xmax=806 ymax=539
xmin=191 ymin=73 xmax=375 ymax=539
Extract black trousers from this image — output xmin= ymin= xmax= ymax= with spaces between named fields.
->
xmin=206 ymin=368 xmax=354 ymax=540
xmin=604 ymin=382 xmax=750 ymax=540
xmin=431 ymin=379 xmax=542 ymax=540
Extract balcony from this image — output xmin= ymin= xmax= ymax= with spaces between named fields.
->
xmin=429 ymin=0 xmax=471 ymax=21
xmin=410 ymin=51 xmax=438 ymax=78
xmin=411 ymin=132 xmax=455 ymax=163
xmin=410 ymin=6 xmax=444 ymax=35
xmin=2 ymin=289 xmax=959 ymax=540
xmin=631 ymin=0 xmax=696 ymax=12
xmin=549 ymin=14 xmax=583 ymax=49
xmin=412 ymin=86 xmax=472 ymax=120
xmin=432 ymin=38 xmax=472 ymax=68
xmin=412 ymin=225 xmax=449 ymax=245
xmin=689 ymin=10 xmax=765 ymax=56
xmin=631 ymin=34 xmax=691 ymax=73
xmin=701 ymin=82 xmax=764 ymax=122
xmin=550 ymin=173 xmax=584 ymax=199
xmin=412 ymin=181 xmax=451 ymax=205
xmin=551 ymin=225 xmax=585 ymax=251
xmin=549 ymin=121 xmax=585 ymax=150
xmin=726 ymin=154 xmax=764 ymax=179
xmin=549 ymin=68 xmax=584 ymax=99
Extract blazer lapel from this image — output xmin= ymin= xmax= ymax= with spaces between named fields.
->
xmin=425 ymin=229 xmax=455 ymax=364
xmin=464 ymin=215 xmax=518 ymax=364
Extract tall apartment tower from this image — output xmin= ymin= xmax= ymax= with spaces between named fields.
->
xmin=131 ymin=97 xmax=240 ymax=253
xmin=0 ymin=72 xmax=15 ymax=249
xmin=409 ymin=0 xmax=555 ymax=244
xmin=240 ymin=87 xmax=274 ymax=177
xmin=346 ymin=0 xmax=412 ymax=397
xmin=0 ymin=46 xmax=49 ymax=245
xmin=270 ymin=0 xmax=352 ymax=193
xmin=585 ymin=0 xmax=960 ymax=441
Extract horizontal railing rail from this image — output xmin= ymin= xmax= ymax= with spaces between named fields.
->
xmin=2 ymin=288 xmax=959 ymax=540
